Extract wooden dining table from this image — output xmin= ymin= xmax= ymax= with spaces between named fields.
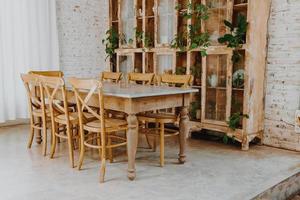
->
xmin=45 ymin=82 xmax=198 ymax=180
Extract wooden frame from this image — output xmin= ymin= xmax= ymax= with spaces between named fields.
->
xmin=108 ymin=0 xmax=271 ymax=150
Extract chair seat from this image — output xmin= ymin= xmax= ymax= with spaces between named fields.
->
xmin=55 ymin=112 xmax=95 ymax=125
xmin=83 ymin=118 xmax=127 ymax=133
xmin=32 ymin=108 xmax=50 ymax=117
xmin=138 ymin=113 xmax=178 ymax=123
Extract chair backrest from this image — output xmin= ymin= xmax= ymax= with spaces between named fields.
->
xmin=156 ymin=74 xmax=193 ymax=88
xmin=68 ymin=78 xmax=105 ymax=132
xmin=128 ymin=72 xmax=154 ymax=85
xmin=100 ymin=71 xmax=122 ymax=83
xmin=20 ymin=74 xmax=43 ymax=118
xmin=29 ymin=70 xmax=64 ymax=77
xmin=39 ymin=76 xmax=69 ymax=124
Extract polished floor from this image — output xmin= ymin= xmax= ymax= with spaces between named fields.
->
xmin=1 ymin=124 xmax=300 ymax=200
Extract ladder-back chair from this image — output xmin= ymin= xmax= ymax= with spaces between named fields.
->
xmin=100 ymin=71 xmax=122 ymax=83
xmin=40 ymin=76 xmax=85 ymax=168
xmin=69 ymin=77 xmax=127 ymax=183
xmin=127 ymin=72 xmax=155 ymax=85
xmin=138 ymin=74 xmax=193 ymax=167
xmin=21 ymin=74 xmax=50 ymax=156
xmin=29 ymin=70 xmax=64 ymax=77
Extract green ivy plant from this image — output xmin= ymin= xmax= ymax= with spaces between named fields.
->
xmin=171 ymin=3 xmax=210 ymax=56
xmin=218 ymin=14 xmax=248 ymax=63
xmin=190 ymin=101 xmax=200 ymax=120
xmin=135 ymin=28 xmax=153 ymax=50
xmin=102 ymin=27 xmax=119 ymax=61
xmin=223 ymin=112 xmax=249 ymax=144
xmin=227 ymin=112 xmax=249 ymax=131
xmin=175 ymin=66 xmax=186 ymax=75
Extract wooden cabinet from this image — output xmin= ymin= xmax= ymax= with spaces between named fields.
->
xmin=108 ymin=0 xmax=271 ymax=150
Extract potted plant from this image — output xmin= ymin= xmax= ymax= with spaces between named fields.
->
xmin=191 ymin=66 xmax=201 ymax=86
xmin=218 ymin=14 xmax=248 ymax=64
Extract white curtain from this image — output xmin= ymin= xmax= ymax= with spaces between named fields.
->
xmin=0 ymin=0 xmax=60 ymax=123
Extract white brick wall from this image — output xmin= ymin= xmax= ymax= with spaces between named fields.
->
xmin=55 ymin=0 xmax=300 ymax=151
xmin=264 ymin=0 xmax=300 ymax=151
xmin=56 ymin=0 xmax=109 ymax=78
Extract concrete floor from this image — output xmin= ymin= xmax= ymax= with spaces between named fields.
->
xmin=1 ymin=125 xmax=300 ymax=200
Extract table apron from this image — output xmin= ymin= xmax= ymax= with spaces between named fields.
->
xmin=64 ymin=91 xmax=191 ymax=114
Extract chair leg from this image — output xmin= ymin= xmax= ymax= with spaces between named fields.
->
xmin=42 ymin=118 xmax=47 ymax=156
xmin=144 ymin=122 xmax=152 ymax=149
xmin=100 ymin=131 xmax=106 ymax=183
xmin=153 ymin=122 xmax=159 ymax=152
xmin=96 ymin=132 xmax=102 ymax=160
xmin=160 ymin=123 xmax=165 ymax=167
xmin=77 ymin=133 xmax=85 ymax=170
xmin=27 ymin=126 xmax=35 ymax=148
xmin=57 ymin=125 xmax=61 ymax=143
xmin=108 ymin=136 xmax=113 ymax=163
xmin=50 ymin=122 xmax=57 ymax=159
xmin=66 ymin=124 xmax=75 ymax=168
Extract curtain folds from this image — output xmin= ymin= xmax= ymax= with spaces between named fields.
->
xmin=0 ymin=0 xmax=59 ymax=123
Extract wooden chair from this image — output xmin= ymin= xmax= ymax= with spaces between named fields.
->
xmin=39 ymin=76 xmax=92 ymax=168
xmin=127 ymin=72 xmax=155 ymax=85
xmin=100 ymin=71 xmax=122 ymax=83
xmin=30 ymin=70 xmax=76 ymax=112
xmin=21 ymin=74 xmax=50 ymax=156
xmin=138 ymin=74 xmax=193 ymax=167
xmin=29 ymin=70 xmax=64 ymax=77
xmin=69 ymin=77 xmax=127 ymax=183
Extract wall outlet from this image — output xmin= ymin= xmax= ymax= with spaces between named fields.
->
xmin=295 ymin=110 xmax=300 ymax=133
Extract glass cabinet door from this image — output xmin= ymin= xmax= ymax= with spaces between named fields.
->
xmin=156 ymin=53 xmax=174 ymax=74
xmin=156 ymin=0 xmax=175 ymax=47
xmin=202 ymin=53 xmax=232 ymax=124
xmin=120 ymin=0 xmax=135 ymax=48
xmin=118 ymin=54 xmax=134 ymax=74
xmin=203 ymin=0 xmax=232 ymax=45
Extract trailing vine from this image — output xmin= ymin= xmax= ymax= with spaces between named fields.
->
xmin=102 ymin=27 xmax=119 ymax=61
xmin=218 ymin=14 xmax=248 ymax=63
xmin=135 ymin=28 xmax=153 ymax=50
xmin=171 ymin=2 xmax=210 ymax=56
xmin=227 ymin=112 xmax=249 ymax=131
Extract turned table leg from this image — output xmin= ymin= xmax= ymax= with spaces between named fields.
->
xmin=126 ymin=114 xmax=138 ymax=180
xmin=178 ymin=106 xmax=189 ymax=164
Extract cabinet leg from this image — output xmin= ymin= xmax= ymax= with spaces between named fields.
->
xmin=242 ymin=136 xmax=249 ymax=151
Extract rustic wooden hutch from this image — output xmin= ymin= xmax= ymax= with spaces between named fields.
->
xmin=107 ymin=0 xmax=271 ymax=150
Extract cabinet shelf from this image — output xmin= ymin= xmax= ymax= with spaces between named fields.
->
xmin=232 ymin=88 xmax=244 ymax=91
xmin=233 ymin=3 xmax=248 ymax=10
xmin=207 ymin=87 xmax=227 ymax=90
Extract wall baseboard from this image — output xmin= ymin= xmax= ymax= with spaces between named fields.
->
xmin=0 ymin=119 xmax=30 ymax=127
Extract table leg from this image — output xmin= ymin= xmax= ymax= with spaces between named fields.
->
xmin=126 ymin=114 xmax=138 ymax=180
xmin=179 ymin=106 xmax=189 ymax=164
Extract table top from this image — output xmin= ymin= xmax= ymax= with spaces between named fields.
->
xmin=101 ymin=82 xmax=198 ymax=98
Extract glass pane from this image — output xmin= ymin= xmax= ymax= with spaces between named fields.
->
xmin=157 ymin=54 xmax=173 ymax=74
xmin=119 ymin=55 xmax=133 ymax=74
xmin=158 ymin=0 xmax=175 ymax=44
xmin=205 ymin=54 xmax=228 ymax=121
xmin=121 ymin=0 xmax=135 ymax=44
xmin=205 ymin=0 xmax=227 ymax=45
xmin=231 ymin=50 xmax=245 ymax=128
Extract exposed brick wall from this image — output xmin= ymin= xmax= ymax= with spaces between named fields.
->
xmin=264 ymin=0 xmax=300 ymax=151
xmin=56 ymin=0 xmax=109 ymax=78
